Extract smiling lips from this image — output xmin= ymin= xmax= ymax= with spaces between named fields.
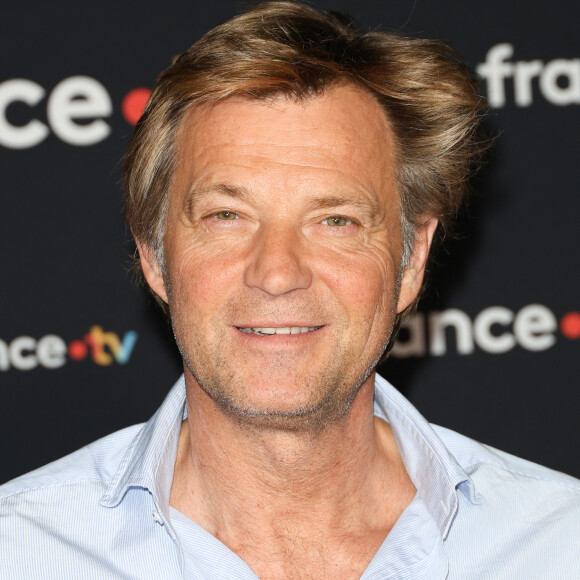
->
xmin=238 ymin=326 xmax=322 ymax=336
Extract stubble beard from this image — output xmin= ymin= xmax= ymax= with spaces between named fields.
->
xmin=170 ymin=313 xmax=394 ymax=436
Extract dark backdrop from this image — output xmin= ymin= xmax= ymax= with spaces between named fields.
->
xmin=1 ymin=0 xmax=579 ymax=483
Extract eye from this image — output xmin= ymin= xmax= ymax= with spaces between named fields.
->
xmin=322 ymin=216 xmax=350 ymax=227
xmin=215 ymin=211 xmax=239 ymax=220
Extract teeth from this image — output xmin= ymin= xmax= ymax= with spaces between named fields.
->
xmin=238 ymin=326 xmax=321 ymax=336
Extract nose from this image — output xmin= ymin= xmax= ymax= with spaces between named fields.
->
xmin=243 ymin=222 xmax=313 ymax=296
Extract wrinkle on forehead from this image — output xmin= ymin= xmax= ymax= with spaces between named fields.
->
xmin=175 ymin=84 xmax=396 ymax=176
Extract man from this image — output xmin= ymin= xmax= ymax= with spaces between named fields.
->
xmin=1 ymin=2 xmax=579 ymax=578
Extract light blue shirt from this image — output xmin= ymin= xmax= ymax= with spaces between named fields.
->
xmin=1 ymin=374 xmax=579 ymax=579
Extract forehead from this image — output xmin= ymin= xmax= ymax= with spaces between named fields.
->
xmin=172 ymin=84 xmax=398 ymax=204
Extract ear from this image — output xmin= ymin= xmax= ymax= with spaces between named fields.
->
xmin=396 ymin=216 xmax=438 ymax=313
xmin=135 ymin=239 xmax=169 ymax=304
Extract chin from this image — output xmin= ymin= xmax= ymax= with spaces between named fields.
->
xmin=200 ymin=374 xmax=363 ymax=434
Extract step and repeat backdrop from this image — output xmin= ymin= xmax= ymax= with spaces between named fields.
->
xmin=1 ymin=0 xmax=579 ymax=482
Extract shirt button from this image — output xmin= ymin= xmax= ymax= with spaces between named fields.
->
xmin=152 ymin=510 xmax=164 ymax=525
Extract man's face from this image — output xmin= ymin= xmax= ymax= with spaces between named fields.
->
xmin=140 ymin=85 xmax=432 ymax=430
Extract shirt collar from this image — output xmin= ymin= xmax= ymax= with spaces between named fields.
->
xmin=373 ymin=373 xmax=476 ymax=539
xmin=100 ymin=375 xmax=186 ymax=516
xmin=100 ymin=373 xmax=476 ymax=540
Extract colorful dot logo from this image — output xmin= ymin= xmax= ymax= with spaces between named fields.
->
xmin=0 ymin=326 xmax=138 ymax=371
xmin=560 ymin=311 xmax=580 ymax=340
xmin=121 ymin=88 xmax=152 ymax=125
xmin=67 ymin=340 xmax=88 ymax=361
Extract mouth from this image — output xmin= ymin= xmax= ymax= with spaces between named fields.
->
xmin=237 ymin=326 xmax=322 ymax=336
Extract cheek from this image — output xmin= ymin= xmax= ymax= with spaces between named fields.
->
xmin=166 ymin=244 xmax=243 ymax=312
xmin=322 ymin=238 xmax=397 ymax=292
xmin=318 ymin=249 xmax=395 ymax=322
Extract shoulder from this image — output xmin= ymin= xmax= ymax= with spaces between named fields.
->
xmin=0 ymin=423 xmax=143 ymax=501
xmin=434 ymin=424 xmax=580 ymax=574
xmin=0 ymin=424 xmax=147 ymax=574
xmin=433 ymin=426 xmax=580 ymax=577
xmin=0 ymin=423 xmax=183 ymax=579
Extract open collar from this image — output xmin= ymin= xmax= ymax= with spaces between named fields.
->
xmin=100 ymin=373 xmax=476 ymax=542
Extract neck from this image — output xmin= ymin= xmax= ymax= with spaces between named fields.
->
xmin=170 ymin=371 xmax=415 ymax=576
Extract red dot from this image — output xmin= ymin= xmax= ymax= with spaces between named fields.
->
xmin=122 ymin=88 xmax=151 ymax=125
xmin=560 ymin=312 xmax=580 ymax=339
xmin=68 ymin=340 xmax=88 ymax=360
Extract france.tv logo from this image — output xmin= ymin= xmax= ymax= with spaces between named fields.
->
xmin=0 ymin=326 xmax=138 ymax=371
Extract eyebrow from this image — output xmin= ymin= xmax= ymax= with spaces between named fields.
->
xmin=308 ymin=195 xmax=382 ymax=220
xmin=184 ymin=184 xmax=383 ymax=220
xmin=184 ymin=183 xmax=254 ymax=215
